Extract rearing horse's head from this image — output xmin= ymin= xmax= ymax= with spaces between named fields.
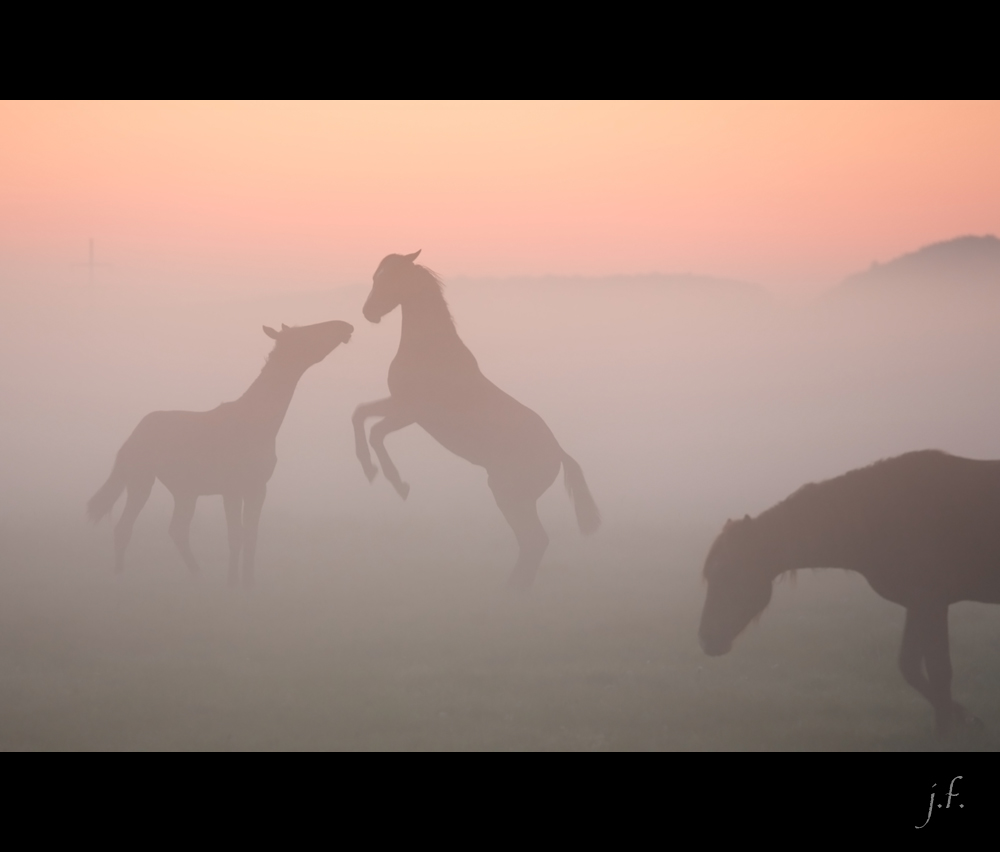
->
xmin=363 ymin=250 xmax=422 ymax=323
xmin=698 ymin=515 xmax=775 ymax=656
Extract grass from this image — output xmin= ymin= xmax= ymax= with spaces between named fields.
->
xmin=0 ymin=513 xmax=997 ymax=751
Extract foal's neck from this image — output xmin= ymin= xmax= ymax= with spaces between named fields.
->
xmin=234 ymin=357 xmax=308 ymax=437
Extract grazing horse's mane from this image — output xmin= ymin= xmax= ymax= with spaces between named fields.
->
xmin=706 ymin=451 xmax=959 ymax=579
xmin=765 ymin=451 xmax=955 ymax=518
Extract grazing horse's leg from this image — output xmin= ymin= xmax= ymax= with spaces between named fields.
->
xmin=369 ymin=412 xmax=416 ymax=500
xmin=353 ymin=398 xmax=394 ymax=481
xmin=114 ymin=473 xmax=155 ymax=573
xmin=489 ymin=478 xmax=549 ymax=592
xmin=241 ymin=483 xmax=267 ymax=589
xmin=168 ymin=493 xmax=202 ymax=576
xmin=223 ymin=492 xmax=244 ymax=588
xmin=899 ymin=604 xmax=978 ymax=736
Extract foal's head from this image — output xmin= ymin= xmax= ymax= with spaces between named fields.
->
xmin=698 ymin=516 xmax=775 ymax=656
xmin=363 ymin=250 xmax=439 ymax=323
xmin=262 ymin=320 xmax=354 ymax=369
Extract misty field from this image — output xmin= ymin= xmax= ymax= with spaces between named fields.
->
xmin=2 ymin=512 xmax=997 ymax=751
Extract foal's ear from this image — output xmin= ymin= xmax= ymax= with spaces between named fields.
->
xmin=404 ymin=250 xmax=421 ymax=262
xmin=263 ymin=326 xmax=280 ymax=339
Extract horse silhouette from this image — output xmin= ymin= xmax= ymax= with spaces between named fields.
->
xmin=88 ymin=320 xmax=354 ymax=586
xmin=353 ymin=251 xmax=600 ymax=590
xmin=698 ymin=450 xmax=1000 ymax=736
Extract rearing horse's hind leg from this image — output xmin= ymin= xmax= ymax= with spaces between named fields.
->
xmin=114 ymin=473 xmax=155 ymax=573
xmin=490 ymin=479 xmax=549 ymax=592
xmin=370 ymin=412 xmax=416 ymax=500
xmin=168 ymin=493 xmax=202 ymax=576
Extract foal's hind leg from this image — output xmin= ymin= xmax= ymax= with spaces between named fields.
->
xmin=490 ymin=480 xmax=549 ymax=592
xmin=168 ymin=493 xmax=202 ymax=576
xmin=113 ymin=473 xmax=155 ymax=573
xmin=369 ymin=412 xmax=415 ymax=500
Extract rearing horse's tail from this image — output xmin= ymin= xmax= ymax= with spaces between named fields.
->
xmin=87 ymin=452 xmax=128 ymax=523
xmin=561 ymin=450 xmax=601 ymax=534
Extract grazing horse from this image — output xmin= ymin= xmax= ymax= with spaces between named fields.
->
xmin=88 ymin=320 xmax=354 ymax=586
xmin=353 ymin=251 xmax=600 ymax=590
xmin=698 ymin=450 xmax=1000 ymax=736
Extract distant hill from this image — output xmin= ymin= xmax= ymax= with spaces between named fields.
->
xmin=836 ymin=235 xmax=1000 ymax=295
xmin=450 ymin=272 xmax=769 ymax=303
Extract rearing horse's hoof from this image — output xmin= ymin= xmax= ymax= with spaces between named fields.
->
xmin=363 ymin=465 xmax=379 ymax=483
xmin=396 ymin=482 xmax=410 ymax=500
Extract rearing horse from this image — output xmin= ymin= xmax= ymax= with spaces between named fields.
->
xmin=353 ymin=251 xmax=600 ymax=589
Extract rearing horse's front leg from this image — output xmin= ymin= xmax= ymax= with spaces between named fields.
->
xmin=369 ymin=410 xmax=416 ymax=500
xmin=352 ymin=398 xmax=394 ymax=482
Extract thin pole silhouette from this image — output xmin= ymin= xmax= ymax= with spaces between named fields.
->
xmin=698 ymin=450 xmax=1000 ymax=736
xmin=78 ymin=238 xmax=110 ymax=286
xmin=89 ymin=320 xmax=354 ymax=586
xmin=354 ymin=251 xmax=599 ymax=591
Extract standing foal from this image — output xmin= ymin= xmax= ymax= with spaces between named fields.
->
xmin=88 ymin=320 xmax=353 ymax=586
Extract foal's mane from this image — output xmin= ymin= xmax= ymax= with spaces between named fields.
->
xmin=263 ymin=325 xmax=301 ymax=367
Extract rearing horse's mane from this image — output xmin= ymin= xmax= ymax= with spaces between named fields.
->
xmin=410 ymin=263 xmax=454 ymax=325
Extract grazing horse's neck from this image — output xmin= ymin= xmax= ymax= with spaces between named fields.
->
xmin=234 ymin=358 xmax=308 ymax=438
xmin=757 ymin=485 xmax=864 ymax=578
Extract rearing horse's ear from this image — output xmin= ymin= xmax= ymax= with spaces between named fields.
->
xmin=263 ymin=326 xmax=280 ymax=339
xmin=281 ymin=323 xmax=291 ymax=332
xmin=404 ymin=250 xmax=421 ymax=263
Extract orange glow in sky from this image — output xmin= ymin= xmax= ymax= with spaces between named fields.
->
xmin=3 ymin=100 xmax=999 ymax=291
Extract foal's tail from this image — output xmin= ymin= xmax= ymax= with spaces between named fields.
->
xmin=87 ymin=450 xmax=128 ymax=523
xmin=561 ymin=450 xmax=601 ymax=534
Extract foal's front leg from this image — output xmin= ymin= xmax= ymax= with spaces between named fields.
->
xmin=352 ymin=398 xmax=394 ymax=481
xmin=168 ymin=492 xmax=202 ymax=576
xmin=240 ymin=483 xmax=267 ymax=589
xmin=223 ymin=492 xmax=243 ymax=588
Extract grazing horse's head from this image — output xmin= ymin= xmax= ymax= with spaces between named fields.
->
xmin=699 ymin=516 xmax=775 ymax=656
xmin=363 ymin=250 xmax=423 ymax=323
xmin=262 ymin=320 xmax=354 ymax=368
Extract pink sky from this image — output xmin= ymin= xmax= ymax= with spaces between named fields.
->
xmin=3 ymin=100 xmax=999 ymax=292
